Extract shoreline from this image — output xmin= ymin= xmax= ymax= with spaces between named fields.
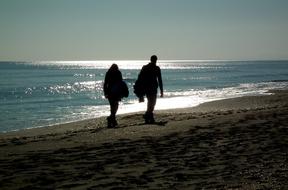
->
xmin=0 ymin=89 xmax=282 ymax=136
xmin=0 ymin=90 xmax=276 ymax=136
xmin=0 ymin=90 xmax=287 ymax=189
xmin=2 ymin=77 xmax=288 ymax=133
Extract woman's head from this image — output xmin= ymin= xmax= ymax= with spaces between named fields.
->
xmin=110 ymin=63 xmax=119 ymax=71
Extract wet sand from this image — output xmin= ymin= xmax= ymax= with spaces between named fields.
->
xmin=0 ymin=90 xmax=287 ymax=189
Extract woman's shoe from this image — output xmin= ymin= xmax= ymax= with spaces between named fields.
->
xmin=107 ymin=116 xmax=118 ymax=128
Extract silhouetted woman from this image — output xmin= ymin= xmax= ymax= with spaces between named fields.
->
xmin=104 ymin=64 xmax=126 ymax=128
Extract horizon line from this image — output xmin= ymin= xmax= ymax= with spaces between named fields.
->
xmin=1 ymin=59 xmax=288 ymax=63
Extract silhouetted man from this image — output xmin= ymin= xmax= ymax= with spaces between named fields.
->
xmin=136 ymin=55 xmax=163 ymax=124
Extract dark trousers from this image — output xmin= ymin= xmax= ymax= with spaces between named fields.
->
xmin=145 ymin=94 xmax=157 ymax=123
xmin=108 ymin=98 xmax=119 ymax=118
xmin=107 ymin=98 xmax=119 ymax=127
xmin=146 ymin=94 xmax=157 ymax=114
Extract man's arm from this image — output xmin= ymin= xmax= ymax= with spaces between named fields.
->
xmin=157 ymin=67 xmax=163 ymax=97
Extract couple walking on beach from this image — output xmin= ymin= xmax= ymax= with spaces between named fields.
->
xmin=103 ymin=55 xmax=164 ymax=128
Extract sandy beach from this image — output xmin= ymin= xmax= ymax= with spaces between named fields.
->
xmin=0 ymin=90 xmax=287 ymax=189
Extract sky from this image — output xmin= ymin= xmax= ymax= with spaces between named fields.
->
xmin=0 ymin=0 xmax=288 ymax=61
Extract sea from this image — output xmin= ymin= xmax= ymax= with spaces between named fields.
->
xmin=0 ymin=60 xmax=288 ymax=132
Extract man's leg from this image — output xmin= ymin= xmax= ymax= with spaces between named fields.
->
xmin=145 ymin=94 xmax=157 ymax=123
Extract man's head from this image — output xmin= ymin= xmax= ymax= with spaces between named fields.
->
xmin=150 ymin=55 xmax=158 ymax=64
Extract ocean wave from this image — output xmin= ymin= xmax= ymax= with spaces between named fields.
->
xmin=270 ymin=79 xmax=288 ymax=82
xmin=164 ymin=81 xmax=288 ymax=99
xmin=46 ymin=81 xmax=104 ymax=94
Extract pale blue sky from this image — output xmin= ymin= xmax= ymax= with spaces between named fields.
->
xmin=0 ymin=0 xmax=288 ymax=61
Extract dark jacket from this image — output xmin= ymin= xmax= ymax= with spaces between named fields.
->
xmin=104 ymin=68 xmax=123 ymax=99
xmin=137 ymin=62 xmax=163 ymax=95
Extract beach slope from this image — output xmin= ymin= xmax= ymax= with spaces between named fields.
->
xmin=0 ymin=90 xmax=287 ymax=189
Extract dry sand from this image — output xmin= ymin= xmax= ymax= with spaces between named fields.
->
xmin=0 ymin=90 xmax=287 ymax=189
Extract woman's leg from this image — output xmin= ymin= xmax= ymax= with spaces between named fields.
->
xmin=109 ymin=98 xmax=119 ymax=117
xmin=108 ymin=98 xmax=119 ymax=127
